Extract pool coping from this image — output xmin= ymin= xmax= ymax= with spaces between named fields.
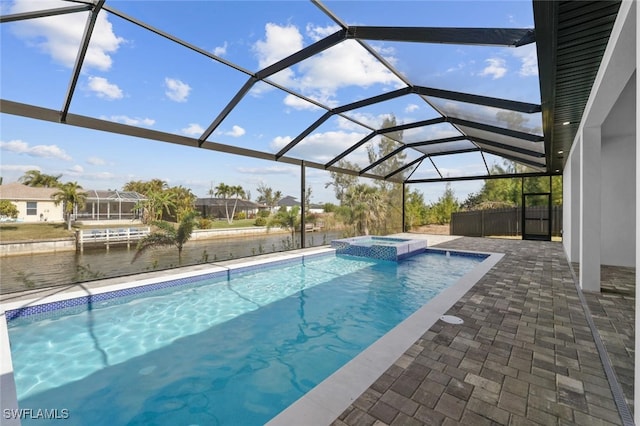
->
xmin=0 ymin=244 xmax=501 ymax=426
xmin=266 ymin=248 xmax=504 ymax=426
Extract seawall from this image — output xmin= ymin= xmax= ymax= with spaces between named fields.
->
xmin=0 ymin=227 xmax=289 ymax=257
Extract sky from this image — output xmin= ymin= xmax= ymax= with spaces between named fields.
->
xmin=0 ymin=0 xmax=541 ymax=205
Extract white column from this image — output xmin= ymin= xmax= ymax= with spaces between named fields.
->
xmin=570 ymin=140 xmax=581 ymax=262
xmin=635 ymin=2 xmax=639 ymax=420
xmin=579 ymin=126 xmax=601 ymax=292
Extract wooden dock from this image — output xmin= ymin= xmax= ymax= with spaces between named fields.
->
xmin=76 ymin=227 xmax=150 ymax=251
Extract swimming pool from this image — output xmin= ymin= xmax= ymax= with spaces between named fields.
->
xmin=1 ymin=246 xmax=500 ymax=426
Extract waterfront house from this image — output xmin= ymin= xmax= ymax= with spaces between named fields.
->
xmin=0 ymin=182 xmax=64 ymax=223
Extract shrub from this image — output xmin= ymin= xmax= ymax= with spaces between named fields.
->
xmin=258 ymin=209 xmax=271 ymax=218
xmin=198 ymin=218 xmax=213 ymax=229
xmin=0 ymin=200 xmax=19 ymax=218
xmin=254 ymin=217 xmax=267 ymax=226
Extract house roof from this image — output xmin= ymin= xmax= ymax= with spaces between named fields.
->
xmin=278 ymin=196 xmax=300 ymax=207
xmin=196 ymin=198 xmax=266 ymax=209
xmin=84 ymin=190 xmax=146 ymax=202
xmin=0 ymin=182 xmax=58 ymax=200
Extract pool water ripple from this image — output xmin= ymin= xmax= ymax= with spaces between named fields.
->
xmin=7 ymin=251 xmax=484 ymax=426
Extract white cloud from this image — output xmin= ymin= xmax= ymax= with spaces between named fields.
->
xmin=254 ymin=23 xmax=304 ymax=69
xmin=88 ymin=76 xmax=123 ymax=100
xmin=511 ymin=44 xmax=538 ymax=77
xmin=0 ymin=139 xmax=72 ymax=161
xmin=182 ymin=123 xmax=204 ymax=136
xmin=480 ymin=58 xmax=507 ymax=79
xmin=405 ymin=104 xmax=420 ymax=113
xmin=164 ymin=78 xmax=191 ymax=102
xmin=9 ymin=0 xmax=124 ymax=71
xmin=271 ymin=135 xmax=293 ymax=149
xmin=87 ymin=157 xmax=106 ymax=165
xmin=270 ymin=130 xmax=367 ymax=164
xmin=102 ymin=115 xmax=155 ymax=126
xmin=252 ymin=24 xmax=403 ymax=105
xmin=337 ymin=112 xmax=395 ymax=131
xmin=283 ymin=94 xmax=321 ymax=111
xmin=297 ymin=38 xmax=403 ymax=98
xmin=213 ymin=42 xmax=228 ymax=57
xmin=67 ymin=165 xmax=84 ymax=174
xmin=225 ymin=125 xmax=246 ymax=137
xmin=305 ymin=23 xmax=340 ymax=42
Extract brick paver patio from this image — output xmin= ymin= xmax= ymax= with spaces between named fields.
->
xmin=333 ymin=237 xmax=634 ymax=426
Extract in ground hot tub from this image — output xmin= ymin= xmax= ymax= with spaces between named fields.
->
xmin=331 ymin=236 xmax=427 ymax=261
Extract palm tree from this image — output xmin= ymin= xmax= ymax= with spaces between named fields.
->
xmin=228 ymin=185 xmax=245 ymax=224
xmin=343 ymin=184 xmax=386 ymax=235
xmin=169 ymin=185 xmax=196 ymax=222
xmin=256 ymin=183 xmax=282 ymax=213
xmin=123 ymin=179 xmax=168 ymax=195
xmin=51 ymin=182 xmax=88 ymax=230
xmin=131 ymin=212 xmax=198 ymax=263
xmin=19 ymin=170 xmax=62 ymax=188
xmin=214 ymin=182 xmax=234 ymax=223
xmin=269 ymin=205 xmax=300 ymax=245
xmin=147 ymin=189 xmax=176 ymax=222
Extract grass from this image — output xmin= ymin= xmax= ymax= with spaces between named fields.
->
xmin=0 ymin=223 xmax=75 ymax=241
xmin=0 ymin=218 xmax=261 ymax=242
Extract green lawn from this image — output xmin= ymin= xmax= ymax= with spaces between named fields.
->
xmin=0 ymin=223 xmax=75 ymax=241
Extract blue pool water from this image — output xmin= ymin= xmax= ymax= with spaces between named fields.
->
xmin=7 ymin=251 xmax=485 ymax=426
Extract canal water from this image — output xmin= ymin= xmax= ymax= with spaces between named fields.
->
xmin=1 ymin=231 xmax=343 ymax=294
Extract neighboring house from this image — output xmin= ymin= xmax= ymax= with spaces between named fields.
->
xmin=77 ymin=190 xmax=146 ymax=221
xmin=309 ymin=203 xmax=325 ymax=214
xmin=277 ymin=195 xmax=300 ymax=212
xmin=0 ymin=182 xmax=64 ymax=223
xmin=195 ymin=197 xmax=267 ymax=220
xmin=276 ymin=196 xmax=324 ymax=214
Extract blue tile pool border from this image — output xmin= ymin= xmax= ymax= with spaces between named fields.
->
xmin=4 ymin=251 xmax=334 ymax=322
xmin=3 ymin=248 xmax=487 ymax=324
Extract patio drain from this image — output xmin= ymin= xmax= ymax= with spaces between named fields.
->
xmin=440 ymin=315 xmax=464 ymax=325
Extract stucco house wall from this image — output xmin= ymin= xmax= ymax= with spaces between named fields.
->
xmin=0 ymin=182 xmax=64 ymax=223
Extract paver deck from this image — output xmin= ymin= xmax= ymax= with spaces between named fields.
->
xmin=333 ymin=237 xmax=635 ymax=426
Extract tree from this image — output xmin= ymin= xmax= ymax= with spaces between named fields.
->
xmin=168 ymin=185 xmax=196 ymax=222
xmin=124 ymin=179 xmax=171 ymax=223
xmin=404 ymin=188 xmax=428 ymax=231
xmin=51 ymin=181 xmax=88 ymax=230
xmin=123 ymin=179 xmax=167 ymax=195
xmin=229 ymin=185 xmax=246 ymax=222
xmin=269 ymin=205 xmax=300 ymax=245
xmin=215 ymin=182 xmax=245 ymax=224
xmin=256 ymin=182 xmax=282 ymax=212
xmin=342 ymin=184 xmax=387 ymax=235
xmin=146 ymin=189 xmax=176 ymax=222
xmin=462 ymin=160 xmax=563 ymax=210
xmin=0 ymin=200 xmax=19 ymax=219
xmin=325 ymin=160 xmax=358 ymax=204
xmin=326 ymin=115 xmax=406 ymax=234
xmin=428 ymin=183 xmax=459 ymax=225
xmin=19 ymin=170 xmax=62 ymax=188
xmin=132 ymin=212 xmax=198 ymax=263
